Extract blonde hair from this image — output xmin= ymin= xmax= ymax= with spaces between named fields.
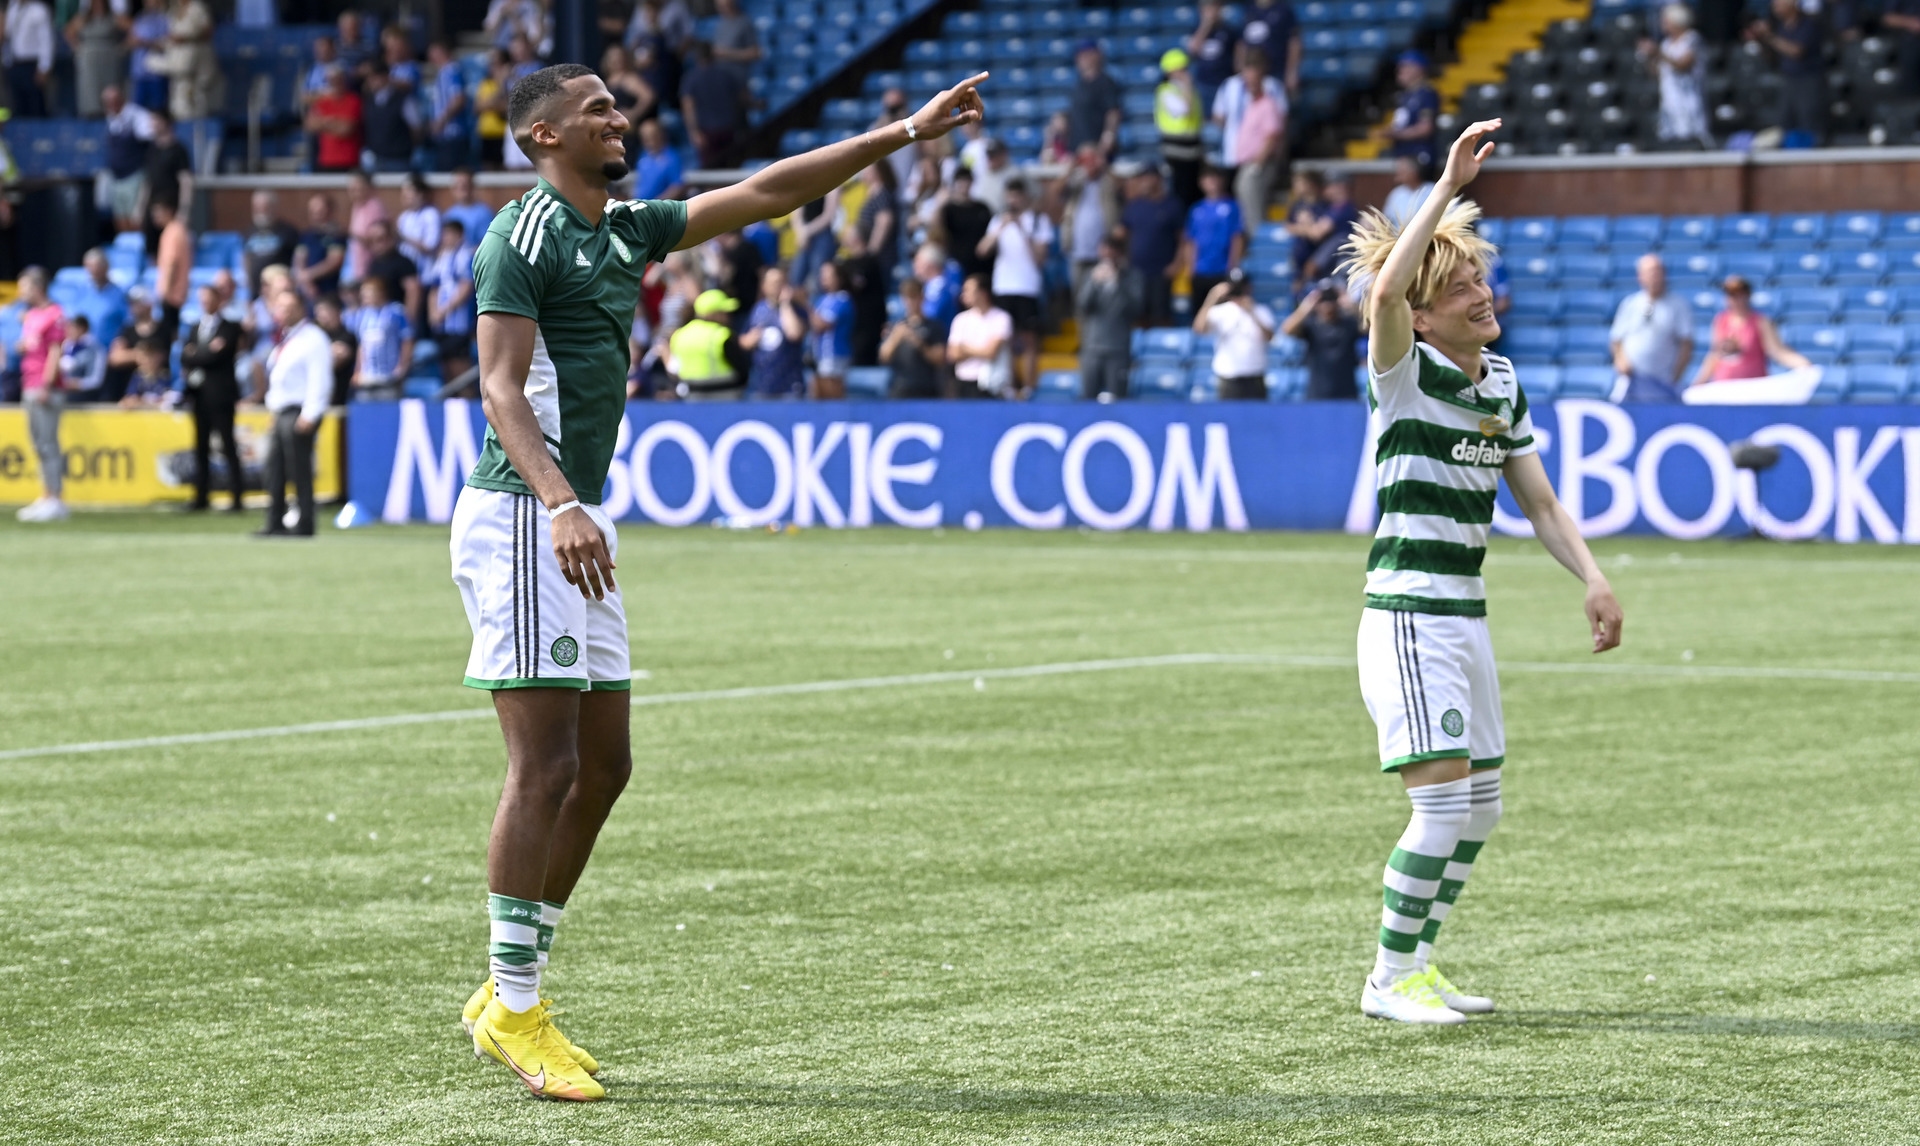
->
xmin=1337 ymin=196 xmax=1496 ymax=328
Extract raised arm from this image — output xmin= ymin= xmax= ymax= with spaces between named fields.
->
xmin=1503 ymin=451 xmax=1623 ymax=653
xmin=475 ymin=311 xmax=616 ymax=600
xmin=1366 ymin=118 xmax=1500 ymax=372
xmin=677 ymin=73 xmax=988 ymax=250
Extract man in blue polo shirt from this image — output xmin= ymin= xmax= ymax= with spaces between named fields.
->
xmin=913 ymin=242 xmax=961 ymax=341
xmin=1179 ymin=166 xmax=1244 ymax=305
xmin=633 ymin=118 xmax=685 ymax=200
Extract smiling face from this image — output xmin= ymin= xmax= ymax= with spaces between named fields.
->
xmin=1411 ymin=260 xmax=1500 ymax=351
xmin=521 ymin=73 xmax=633 ymax=184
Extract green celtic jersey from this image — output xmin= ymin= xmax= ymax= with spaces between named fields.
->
xmin=465 ymin=179 xmax=687 ymax=504
xmin=1364 ymin=341 xmax=1536 ymax=617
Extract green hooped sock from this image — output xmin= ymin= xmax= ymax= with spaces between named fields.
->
xmin=487 ymin=893 xmax=543 ymax=1012
xmin=536 ymin=900 xmax=565 ymax=973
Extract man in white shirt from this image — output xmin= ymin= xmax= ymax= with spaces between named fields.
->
xmin=259 ymin=288 xmax=333 ymax=537
xmin=946 ymin=273 xmax=1015 ymax=398
xmin=977 ymin=178 xmax=1053 ymax=397
xmin=1192 ymin=268 xmax=1276 ymax=400
xmin=1382 ymin=155 xmax=1434 ymax=226
xmin=3 ymin=0 xmax=54 ymax=118
xmin=1608 ymin=253 xmax=1694 ymax=401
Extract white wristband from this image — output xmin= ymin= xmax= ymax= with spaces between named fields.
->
xmin=549 ymin=500 xmax=583 ymax=519
xmin=903 ymin=117 xmax=918 ymax=141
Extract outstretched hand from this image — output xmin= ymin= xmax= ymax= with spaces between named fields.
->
xmin=909 ymin=72 xmax=990 ymax=141
xmin=1440 ymin=118 xmax=1502 ymax=190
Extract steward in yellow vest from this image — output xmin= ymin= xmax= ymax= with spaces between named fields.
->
xmin=670 ymin=289 xmax=744 ymax=401
xmin=1156 ymin=48 xmax=1205 ymax=208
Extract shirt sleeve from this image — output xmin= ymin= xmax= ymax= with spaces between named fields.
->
xmin=1508 ymin=383 xmax=1538 ymax=455
xmin=299 ymin=332 xmax=332 ymax=421
xmin=621 ymin=197 xmax=690 ymax=264
xmin=471 ymin=223 xmax=551 ymax=320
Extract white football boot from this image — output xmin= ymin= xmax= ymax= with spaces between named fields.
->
xmin=1361 ymin=970 xmax=1468 ymax=1024
xmin=1425 ymin=965 xmax=1494 ymax=1014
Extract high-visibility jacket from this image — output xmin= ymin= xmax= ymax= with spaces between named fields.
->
xmin=668 ymin=317 xmax=737 ymax=388
xmin=1156 ymin=80 xmax=1203 ymax=143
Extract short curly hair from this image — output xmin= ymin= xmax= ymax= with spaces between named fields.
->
xmin=508 ymin=63 xmax=598 ymax=150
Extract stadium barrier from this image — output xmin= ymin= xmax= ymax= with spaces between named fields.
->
xmin=0 ymin=407 xmax=343 ymax=507
xmin=352 ymin=400 xmax=1920 ymax=543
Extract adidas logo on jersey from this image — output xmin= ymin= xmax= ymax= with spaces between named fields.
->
xmin=1450 ymin=437 xmax=1510 ymax=466
xmin=575 ymin=249 xmax=592 ymax=267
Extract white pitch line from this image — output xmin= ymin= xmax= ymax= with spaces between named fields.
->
xmin=2 ymin=653 xmax=1917 ymax=763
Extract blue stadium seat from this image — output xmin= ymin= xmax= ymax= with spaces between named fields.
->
xmin=943 ymin=9 xmax=983 ymax=33
xmin=1523 ymin=363 xmax=1564 ymax=399
xmin=1557 ymin=254 xmax=1610 ymax=282
xmin=1035 ymin=369 xmax=1080 ymax=402
xmin=1304 ymin=27 xmax=1342 ymax=52
xmin=1561 ymin=326 xmax=1612 ymax=356
xmin=1845 ymin=325 xmax=1907 ymax=359
xmin=1509 ymin=254 xmax=1556 ymax=281
xmin=1501 ymin=327 xmax=1562 ymax=358
xmin=1561 ymin=289 xmax=1616 ymax=318
xmin=1834 ymin=249 xmax=1889 ymax=287
xmin=1669 ymin=251 xmax=1722 ymax=279
xmin=844 ymin=366 xmax=892 ymax=399
xmin=1186 ymin=362 xmax=1218 ymax=398
xmin=1768 ymin=234 xmax=1822 ymax=257
xmin=904 ymin=39 xmax=942 ymax=64
xmin=1559 ymin=365 xmax=1616 ymax=399
xmin=1716 ymin=213 xmax=1771 ymax=244
xmin=1786 ymin=325 xmax=1848 ymax=355
xmin=1667 ymin=274 xmax=1713 ymax=297
xmin=1663 ymin=215 xmax=1717 ymax=244
xmin=1778 ymin=295 xmax=1838 ymax=326
xmin=1774 ymin=212 xmax=1827 ymax=242
xmin=1119 ymin=6 xmax=1159 ymax=29
xmin=1508 ymin=216 xmax=1558 ymax=246
xmin=1558 ymin=216 xmax=1610 ymax=248
xmin=1299 ymin=0 xmax=1340 ymax=22
xmin=1720 ymin=251 xmax=1777 ymax=280
xmin=1134 ymin=328 xmax=1193 ymax=357
xmin=1845 ymin=284 xmax=1900 ymax=314
xmin=1267 ymin=366 xmax=1307 ymax=401
xmin=1820 ymin=212 xmax=1881 ymax=243
xmin=863 ymin=69 xmax=904 ymax=95
xmin=1809 ymin=365 xmax=1848 ymax=403
xmin=1611 ymin=215 xmax=1662 ymax=246
xmin=1778 ymin=251 xmax=1830 ymax=280
xmin=1477 ymin=218 xmax=1507 ymax=245
xmin=1131 ymin=360 xmax=1191 ymax=401
xmin=1507 ymin=290 xmax=1563 ymax=320
xmin=1606 ymin=252 xmax=1646 ymax=281
xmin=1848 ymin=364 xmax=1909 ymax=402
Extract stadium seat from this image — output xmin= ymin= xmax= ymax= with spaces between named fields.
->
xmin=843 ymin=366 xmax=892 ymax=400
xmin=1131 ymin=360 xmax=1191 ymax=401
xmin=1508 ymin=217 xmax=1558 ymax=246
xmin=1524 ymin=364 xmax=1565 ymax=399
xmin=1559 ymin=365 xmax=1616 ymax=399
xmin=1561 ymin=326 xmax=1613 ymax=356
xmin=1558 ymin=216 xmax=1610 ymax=248
xmin=1832 ymin=211 xmax=1884 ymax=241
xmin=1809 ymin=365 xmax=1849 ymax=403
xmin=1134 ymin=328 xmax=1193 ymax=358
xmin=1508 ymin=290 xmax=1564 ymax=320
xmin=1845 ymin=325 xmax=1907 ymax=360
xmin=1716 ymin=213 xmax=1772 ymax=244
xmin=1560 ymin=289 xmax=1616 ymax=319
xmin=1664 ymin=215 xmax=1717 ymax=244
xmin=1611 ymin=215 xmax=1663 ymax=246
xmin=1775 ymin=212 xmax=1827 ymax=242
xmin=1501 ymin=327 xmax=1563 ymax=358
xmin=1034 ymin=369 xmax=1080 ymax=402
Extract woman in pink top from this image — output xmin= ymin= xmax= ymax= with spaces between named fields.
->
xmin=15 ymin=266 xmax=70 ymax=522
xmin=344 ymin=168 xmax=388 ymax=286
xmin=1691 ymin=274 xmax=1809 ymax=385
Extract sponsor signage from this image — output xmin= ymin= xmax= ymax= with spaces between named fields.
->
xmin=352 ymin=400 xmax=1920 ymax=543
xmin=0 ymin=407 xmax=343 ymax=507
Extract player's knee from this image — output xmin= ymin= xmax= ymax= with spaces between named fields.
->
xmin=579 ymin=751 xmax=632 ymax=800
xmin=511 ymin=751 xmax=581 ymax=809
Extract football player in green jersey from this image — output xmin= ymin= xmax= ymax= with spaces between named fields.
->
xmin=455 ymin=63 xmax=989 ymax=1099
xmin=1338 ymin=119 xmax=1624 ymax=1024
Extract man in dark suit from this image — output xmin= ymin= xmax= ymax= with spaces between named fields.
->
xmin=180 ymin=283 xmax=245 ymax=511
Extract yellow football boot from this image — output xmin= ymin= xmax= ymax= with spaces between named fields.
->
xmin=470 ymin=998 xmax=604 ymax=1102
xmin=461 ymin=977 xmax=600 ymax=1074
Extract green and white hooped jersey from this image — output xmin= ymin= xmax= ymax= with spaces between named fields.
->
xmin=465 ymin=179 xmax=688 ymax=505
xmin=1364 ymin=341 xmax=1536 ymax=617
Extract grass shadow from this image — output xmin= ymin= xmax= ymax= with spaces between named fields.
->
xmin=1489 ymin=1011 xmax=1920 ymax=1041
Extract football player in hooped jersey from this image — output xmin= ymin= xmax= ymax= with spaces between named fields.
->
xmin=1336 ymin=119 xmax=1624 ymax=1025
xmin=452 ymin=63 xmax=990 ymax=1100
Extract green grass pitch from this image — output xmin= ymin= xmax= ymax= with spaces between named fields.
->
xmin=3 ymin=514 xmax=1918 ymax=1145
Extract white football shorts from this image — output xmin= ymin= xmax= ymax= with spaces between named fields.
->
xmin=1356 ymin=608 xmax=1505 ymax=772
xmin=450 ymin=486 xmax=631 ymax=692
